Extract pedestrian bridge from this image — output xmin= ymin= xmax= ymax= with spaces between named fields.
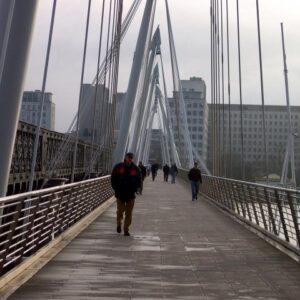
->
xmin=1 ymin=172 xmax=300 ymax=299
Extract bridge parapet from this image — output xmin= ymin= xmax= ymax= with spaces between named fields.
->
xmin=0 ymin=175 xmax=114 ymax=278
xmin=178 ymin=169 xmax=300 ymax=258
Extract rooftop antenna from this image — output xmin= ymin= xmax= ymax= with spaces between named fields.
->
xmin=280 ymin=22 xmax=296 ymax=188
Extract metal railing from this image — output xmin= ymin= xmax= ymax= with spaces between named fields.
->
xmin=0 ymin=175 xmax=113 ymax=275
xmin=179 ymin=170 xmax=300 ymax=252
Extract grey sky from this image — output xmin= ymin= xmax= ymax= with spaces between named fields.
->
xmin=24 ymin=0 xmax=300 ymax=132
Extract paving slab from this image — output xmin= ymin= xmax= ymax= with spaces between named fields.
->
xmin=8 ymin=173 xmax=300 ymax=299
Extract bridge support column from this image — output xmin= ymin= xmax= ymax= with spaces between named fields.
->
xmin=114 ymin=0 xmax=156 ymax=164
xmin=0 ymin=0 xmax=38 ymax=196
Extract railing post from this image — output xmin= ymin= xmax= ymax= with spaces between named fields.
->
xmin=220 ymin=178 xmax=229 ymax=208
xmin=222 ymin=179 xmax=232 ymax=209
xmin=237 ymin=183 xmax=247 ymax=218
xmin=213 ymin=178 xmax=219 ymax=202
xmin=232 ymin=182 xmax=242 ymax=216
xmin=286 ymin=191 xmax=300 ymax=247
xmin=255 ymin=187 xmax=268 ymax=230
xmin=206 ymin=177 xmax=212 ymax=198
xmin=247 ymin=185 xmax=259 ymax=226
xmin=226 ymin=181 xmax=236 ymax=212
xmin=274 ymin=189 xmax=290 ymax=243
xmin=243 ymin=184 xmax=252 ymax=222
xmin=215 ymin=178 xmax=223 ymax=205
xmin=207 ymin=177 xmax=212 ymax=197
xmin=220 ymin=179 xmax=229 ymax=208
xmin=264 ymin=188 xmax=278 ymax=235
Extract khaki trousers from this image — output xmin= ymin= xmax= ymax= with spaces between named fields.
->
xmin=116 ymin=198 xmax=135 ymax=232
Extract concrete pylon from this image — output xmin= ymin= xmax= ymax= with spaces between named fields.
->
xmin=113 ymin=0 xmax=157 ymax=164
xmin=0 ymin=0 xmax=38 ymax=197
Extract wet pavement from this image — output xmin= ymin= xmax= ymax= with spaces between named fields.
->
xmin=8 ymin=173 xmax=300 ymax=299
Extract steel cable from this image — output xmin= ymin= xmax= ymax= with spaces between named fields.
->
xmin=236 ymin=0 xmax=245 ymax=180
xmin=256 ymin=0 xmax=269 ymax=182
xmin=71 ymin=0 xmax=92 ymax=183
xmin=28 ymin=0 xmax=57 ymax=191
xmin=225 ymin=0 xmax=232 ymax=178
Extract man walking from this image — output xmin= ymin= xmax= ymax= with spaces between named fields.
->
xmin=163 ymin=164 xmax=170 ymax=182
xmin=170 ymin=163 xmax=178 ymax=184
xmin=138 ymin=161 xmax=147 ymax=194
xmin=151 ymin=163 xmax=158 ymax=181
xmin=111 ymin=152 xmax=141 ymax=236
xmin=188 ymin=162 xmax=202 ymax=201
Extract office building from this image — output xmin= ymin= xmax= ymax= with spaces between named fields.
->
xmin=169 ymin=77 xmax=209 ymax=163
xmin=148 ymin=128 xmax=163 ymax=165
xmin=79 ymin=84 xmax=111 ymax=145
xmin=20 ymin=90 xmax=55 ymax=130
xmin=207 ymin=103 xmax=300 ymax=180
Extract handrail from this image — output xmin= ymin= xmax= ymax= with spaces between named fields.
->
xmin=0 ymin=175 xmax=113 ymax=275
xmin=1 ymin=175 xmax=111 ymax=204
xmin=204 ymin=173 xmax=300 ymax=194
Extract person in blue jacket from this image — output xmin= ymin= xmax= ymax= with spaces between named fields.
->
xmin=188 ymin=162 xmax=202 ymax=201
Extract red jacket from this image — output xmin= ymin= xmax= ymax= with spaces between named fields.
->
xmin=111 ymin=162 xmax=141 ymax=201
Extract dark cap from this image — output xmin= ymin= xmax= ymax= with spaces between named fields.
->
xmin=125 ymin=152 xmax=134 ymax=159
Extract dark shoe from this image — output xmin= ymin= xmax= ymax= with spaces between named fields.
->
xmin=124 ymin=231 xmax=130 ymax=236
xmin=117 ymin=225 xmax=121 ymax=233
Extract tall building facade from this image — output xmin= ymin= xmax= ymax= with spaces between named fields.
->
xmin=169 ymin=77 xmax=209 ymax=163
xmin=148 ymin=128 xmax=163 ymax=165
xmin=20 ymin=90 xmax=55 ymax=130
xmin=79 ymin=84 xmax=111 ymax=145
xmin=207 ymin=104 xmax=300 ymax=181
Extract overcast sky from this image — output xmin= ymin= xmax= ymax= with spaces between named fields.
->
xmin=24 ymin=0 xmax=300 ymax=132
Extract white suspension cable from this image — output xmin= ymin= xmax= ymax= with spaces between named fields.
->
xmin=71 ymin=0 xmax=92 ymax=183
xmin=136 ymin=64 xmax=159 ymax=162
xmin=28 ymin=0 xmax=57 ymax=191
xmin=156 ymin=86 xmax=171 ymax=165
xmin=165 ymin=0 xmax=193 ymax=168
xmin=158 ymin=53 xmax=178 ymax=165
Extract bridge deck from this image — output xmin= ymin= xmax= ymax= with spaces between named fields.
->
xmin=8 ymin=173 xmax=300 ymax=299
